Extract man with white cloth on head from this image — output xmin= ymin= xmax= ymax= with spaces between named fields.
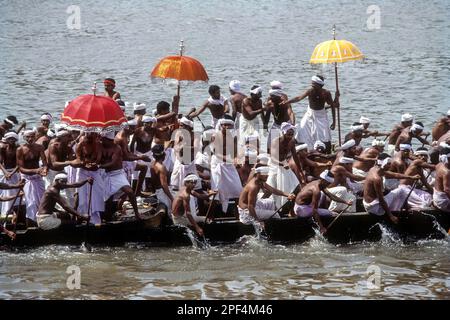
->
xmin=0 ymin=132 xmax=21 ymax=215
xmin=395 ymin=121 xmax=430 ymax=152
xmin=267 ymin=122 xmax=303 ymax=208
xmin=239 ymin=85 xmax=265 ymax=147
xmin=16 ymin=129 xmax=47 ymax=225
xmin=188 ymin=85 xmax=229 ymax=128
xmin=283 ymin=75 xmax=340 ymax=153
xmin=384 ymin=143 xmax=412 ymax=191
xmin=433 ymin=150 xmax=450 ymax=212
xmin=386 ymin=113 xmax=414 ymax=156
xmin=238 ymin=165 xmax=296 ymax=227
xmin=228 ymin=80 xmax=247 ymax=130
xmin=45 ymin=130 xmax=73 ymax=189
xmin=149 ymin=144 xmax=174 ymax=213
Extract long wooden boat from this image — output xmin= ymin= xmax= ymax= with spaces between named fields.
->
xmin=1 ymin=208 xmax=448 ymax=248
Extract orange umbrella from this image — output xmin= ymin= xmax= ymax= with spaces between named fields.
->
xmin=150 ymin=40 xmax=209 ymax=97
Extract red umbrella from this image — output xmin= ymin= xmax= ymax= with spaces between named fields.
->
xmin=61 ymin=84 xmax=126 ymax=132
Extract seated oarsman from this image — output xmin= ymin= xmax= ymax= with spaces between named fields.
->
xmin=246 ymin=153 xmax=271 ymax=184
xmin=0 ymin=132 xmax=20 ymax=215
xmin=130 ymin=115 xmax=156 ymax=193
xmin=188 ymin=85 xmax=229 ymax=128
xmin=228 ymin=80 xmax=247 ymax=130
xmin=74 ymin=132 xmax=105 ymax=223
xmin=36 ymin=173 xmax=91 ymax=230
xmin=289 ymin=143 xmax=331 ymax=182
xmin=397 ymin=148 xmax=435 ymax=209
xmin=237 ymin=148 xmax=258 ymax=186
xmin=104 ymin=78 xmax=121 ymax=100
xmin=172 ymin=174 xmax=216 ymax=236
xmin=395 ymin=122 xmax=430 ymax=152
xmin=294 ymin=170 xmax=352 ymax=234
xmin=100 ymin=131 xmax=143 ymax=221
xmin=363 ymin=154 xmax=421 ymax=224
xmin=116 ymin=121 xmax=151 ymax=196
xmin=332 ymin=139 xmax=358 ymax=166
xmin=268 ymin=122 xmax=303 ymax=208
xmin=238 ymin=86 xmax=264 ymax=147
xmin=386 ymin=113 xmax=414 ymax=156
xmin=358 ymin=116 xmax=389 ymax=140
xmin=238 ymin=166 xmax=295 ymax=227
xmin=385 ymin=143 xmax=412 ymax=191
xmin=133 ymin=102 xmax=147 ymax=128
xmin=344 ymin=123 xmax=365 ymax=145
xmin=45 ymin=130 xmax=73 ymax=188
xmin=431 ymin=110 xmax=450 ymax=142
xmin=0 ymin=116 xmax=26 ymax=139
xmin=306 ymin=140 xmax=335 ymax=179
xmin=352 ymin=139 xmax=385 ymax=178
xmin=195 ymin=127 xmax=215 ymax=189
xmin=433 ymin=149 xmax=450 ymax=211
xmin=150 ymin=144 xmax=173 ymax=213
xmin=16 ymin=129 xmax=47 ymax=226
xmin=211 ymin=118 xmax=242 ymax=212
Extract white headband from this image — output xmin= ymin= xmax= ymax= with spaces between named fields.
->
xmin=372 ymin=139 xmax=385 ymax=147
xmin=340 ymin=157 xmax=355 ymax=164
xmin=40 ymin=114 xmax=52 ymax=121
xmin=229 ymin=80 xmax=242 ymax=93
xmin=351 ymin=124 xmax=365 ymax=132
xmin=314 ymin=141 xmax=326 ymax=150
xmin=401 ymin=113 xmax=413 ymax=122
xmin=311 ymin=76 xmax=324 ymax=86
xmin=439 ymin=142 xmax=450 ymax=149
xmin=340 ymin=139 xmax=356 ymax=150
xmin=101 ymin=131 xmax=115 ymax=140
xmin=319 ymin=170 xmax=334 ymax=183
xmin=410 ymin=123 xmax=424 ymax=132
xmin=127 ymin=119 xmax=138 ymax=126
xmin=281 ymin=122 xmax=295 ymax=134
xmin=56 ymin=130 xmax=70 ymax=137
xmin=295 ymin=144 xmax=308 ymax=152
xmin=54 ymin=173 xmax=68 ymax=182
xmin=377 ymin=157 xmax=391 ymax=169
xmin=270 ymin=80 xmax=283 ymax=89
xmin=3 ymin=132 xmax=19 ymax=141
xmin=414 ymin=150 xmax=428 ymax=156
xmin=143 ymin=116 xmax=157 ymax=124
xmin=4 ymin=118 xmax=15 ymax=125
xmin=257 ymin=154 xmax=270 ymax=165
xmin=269 ymin=89 xmax=284 ymax=97
xmin=23 ymin=129 xmax=35 ymax=137
xmin=255 ymin=166 xmax=271 ymax=175
xmin=183 ymin=174 xmax=199 ymax=183
xmin=133 ymin=103 xmax=146 ymax=111
xmin=359 ymin=116 xmax=370 ymax=124
xmin=399 ymin=144 xmax=412 ymax=151
xmin=447 ymin=109 xmax=450 ymax=116
xmin=250 ymin=86 xmax=262 ymax=95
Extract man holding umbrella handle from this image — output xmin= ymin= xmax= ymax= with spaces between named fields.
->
xmin=282 ymin=75 xmax=340 ymax=154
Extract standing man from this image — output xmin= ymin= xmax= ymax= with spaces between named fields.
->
xmin=239 ymin=85 xmax=265 ymax=147
xmin=0 ymin=132 xmax=20 ymax=215
xmin=188 ymin=85 xmax=229 ymax=128
xmin=228 ymin=80 xmax=246 ymax=130
xmin=45 ymin=130 xmax=73 ymax=188
xmin=149 ymin=144 xmax=174 ymax=213
xmin=104 ymin=78 xmax=121 ymax=100
xmin=283 ymin=75 xmax=339 ymax=153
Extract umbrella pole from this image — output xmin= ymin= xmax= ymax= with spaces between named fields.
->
xmin=334 ymin=62 xmax=341 ymax=146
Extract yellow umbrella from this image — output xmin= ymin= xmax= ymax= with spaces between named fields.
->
xmin=310 ymin=25 xmax=364 ymax=145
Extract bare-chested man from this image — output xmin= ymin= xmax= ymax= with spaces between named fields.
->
xmin=237 ymin=148 xmax=258 ymax=186
xmin=0 ymin=116 xmax=26 ymax=139
xmin=344 ymin=123 xmax=366 ymax=145
xmin=306 ymin=141 xmax=336 ymax=178
xmin=283 ymin=75 xmax=339 ymax=153
xmin=228 ymin=80 xmax=247 ymax=130
xmin=16 ymin=129 xmax=47 ymax=225
xmin=104 ymin=78 xmax=121 ymax=100
xmin=385 ymin=143 xmax=413 ymax=191
xmin=238 ymin=165 xmax=295 ymax=227
xmin=363 ymin=154 xmax=421 ymax=224
xmin=35 ymin=126 xmax=51 ymax=150
xmin=358 ymin=116 xmax=389 ymax=140
xmin=352 ymin=139 xmax=385 ymax=178
xmin=433 ymin=149 xmax=450 ymax=211
xmin=39 ymin=113 xmax=52 ymax=132
xmin=431 ymin=110 xmax=450 ymax=142
xmin=395 ymin=122 xmax=430 ymax=151
xmin=0 ymin=132 xmax=21 ymax=215
xmin=45 ymin=130 xmax=74 ymax=187
xmin=294 ymin=170 xmax=351 ymax=234
xmin=0 ymin=180 xmax=25 ymax=240
xmin=289 ymin=143 xmax=331 ymax=183
xmin=36 ymin=173 xmax=91 ymax=230
xmin=188 ymin=85 xmax=229 ymax=128
xmin=239 ymin=85 xmax=265 ymax=149
xmin=149 ymin=144 xmax=174 ymax=212
xmin=386 ymin=113 xmax=414 ymax=155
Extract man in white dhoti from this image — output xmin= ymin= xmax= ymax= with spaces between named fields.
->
xmin=0 ymin=132 xmax=21 ymax=216
xmin=433 ymin=151 xmax=450 ymax=212
xmin=352 ymin=139 xmax=385 ymax=178
xmin=238 ymin=166 xmax=295 ymax=227
xmin=239 ymin=86 xmax=264 ymax=147
xmin=188 ymin=85 xmax=229 ymax=128
xmin=386 ymin=113 xmax=414 ymax=156
xmin=228 ymin=80 xmax=246 ymax=130
xmin=284 ymin=75 xmax=340 ymax=153
xmin=16 ymin=129 xmax=47 ymax=225
xmin=149 ymin=144 xmax=174 ymax=213
xmin=384 ymin=143 xmax=412 ymax=191
xmin=45 ymin=130 xmax=73 ymax=189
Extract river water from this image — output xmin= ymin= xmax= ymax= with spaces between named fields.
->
xmin=0 ymin=0 xmax=449 ymax=299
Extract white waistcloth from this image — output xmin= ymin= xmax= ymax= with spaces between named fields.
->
xmin=326 ymin=186 xmax=356 ymax=212
xmin=76 ymin=168 xmax=105 ymax=216
xmin=297 ymin=107 xmax=331 ymax=150
xmin=346 ymin=177 xmax=364 ymax=194
xmin=398 ymin=184 xmax=432 ymax=209
xmin=352 ymin=167 xmax=368 ymax=178
xmin=64 ymin=166 xmax=77 ymax=208
xmin=294 ymin=203 xmax=333 ymax=218
xmin=234 ymin=112 xmax=242 ymax=130
xmin=239 ymin=115 xmax=260 ymax=146
xmin=433 ymin=189 xmax=450 ymax=212
xmin=171 ymin=159 xmax=201 ymax=190
xmin=363 ymin=187 xmax=409 ymax=215
xmin=21 ymin=173 xmax=45 ymax=222
xmin=123 ymin=161 xmax=136 ymax=183
xmin=211 ymin=155 xmax=243 ymax=212
xmin=155 ymin=188 xmax=172 ymax=214
xmin=103 ymin=169 xmax=130 ymax=201
xmin=0 ymin=170 xmax=20 ymax=216
xmin=238 ymin=198 xmax=278 ymax=226
xmin=37 ymin=213 xmax=61 ymax=230
xmin=267 ymin=161 xmax=299 ymax=209
xmin=386 ymin=144 xmax=396 ymax=157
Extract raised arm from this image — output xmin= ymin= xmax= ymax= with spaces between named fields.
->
xmin=284 ymin=89 xmax=310 ymax=105
xmin=188 ymin=101 xmax=208 ymax=119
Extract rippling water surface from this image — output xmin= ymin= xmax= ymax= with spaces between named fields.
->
xmin=0 ymin=0 xmax=449 ymax=299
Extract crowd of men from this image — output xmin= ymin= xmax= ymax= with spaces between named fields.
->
xmin=0 ymin=76 xmax=449 ymax=239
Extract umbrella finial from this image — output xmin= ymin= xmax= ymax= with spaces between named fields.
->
xmin=179 ymin=40 xmax=184 ymax=56
xmin=92 ymin=82 xmax=97 ymax=96
xmin=332 ymin=24 xmax=336 ymax=40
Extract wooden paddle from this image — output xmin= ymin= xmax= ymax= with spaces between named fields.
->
xmin=401 ymin=171 xmax=432 ymax=211
xmin=3 ymin=186 xmax=23 ymax=229
xmin=267 ymin=184 xmax=301 ymax=220
xmin=204 ymin=192 xmax=217 ymax=223
xmin=324 ymin=203 xmax=351 ymax=234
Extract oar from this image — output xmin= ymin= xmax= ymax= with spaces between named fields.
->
xmin=13 ymin=192 xmax=24 ymax=233
xmin=267 ymin=184 xmax=301 ymax=220
xmin=3 ymin=186 xmax=23 ymax=229
xmin=323 ymin=203 xmax=351 ymax=234
xmin=197 ymin=116 xmax=206 ymax=129
xmin=204 ymin=192 xmax=217 ymax=223
xmin=401 ymin=171 xmax=432 ymax=211
xmin=82 ymin=182 xmax=93 ymax=251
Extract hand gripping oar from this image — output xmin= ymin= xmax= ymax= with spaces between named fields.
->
xmin=204 ymin=192 xmax=217 ymax=223
xmin=323 ymin=203 xmax=351 ymax=234
xmin=267 ymin=184 xmax=301 ymax=220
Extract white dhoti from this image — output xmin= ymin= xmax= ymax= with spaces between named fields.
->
xmin=346 ymin=178 xmax=364 ymax=195
xmin=398 ymin=185 xmax=432 ymax=209
xmin=239 ymin=116 xmax=260 ymax=146
xmin=64 ymin=166 xmax=77 ymax=208
xmin=267 ymin=162 xmax=299 ymax=209
xmin=363 ymin=187 xmax=409 ymax=215
xmin=155 ymin=188 xmax=172 ymax=213
xmin=210 ymin=156 xmax=243 ymax=212
xmin=0 ymin=170 xmax=20 ymax=216
xmin=22 ymin=174 xmax=45 ymax=222
xmin=37 ymin=213 xmax=61 ymax=230
xmin=298 ymin=107 xmax=331 ymax=150
xmin=122 ymin=161 xmax=136 ymax=183
xmin=76 ymin=169 xmax=105 ymax=219
xmin=163 ymin=147 xmax=175 ymax=173
xmin=294 ymin=203 xmax=334 ymax=218
xmin=171 ymin=159 xmax=201 ymax=191
xmin=386 ymin=144 xmax=396 ymax=157
xmin=103 ymin=169 xmax=130 ymax=201
xmin=352 ymin=167 xmax=368 ymax=178
xmin=238 ymin=198 xmax=278 ymax=225
xmin=234 ymin=112 xmax=242 ymax=130
xmin=326 ymin=186 xmax=356 ymax=212
xmin=433 ymin=189 xmax=450 ymax=212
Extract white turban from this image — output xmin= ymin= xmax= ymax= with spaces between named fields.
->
xmin=47 ymin=130 xmax=55 ymax=138
xmin=295 ymin=144 xmax=308 ymax=152
xmin=340 ymin=139 xmax=356 ymax=150
xmin=218 ymin=118 xmax=235 ymax=127
xmin=179 ymin=117 xmax=193 ymax=128
xmin=314 ymin=141 xmax=326 ymax=150
xmin=281 ymin=122 xmax=295 ymax=134
xmin=351 ymin=124 xmax=365 ymax=132
xmin=183 ymin=174 xmax=199 ymax=183
xmin=208 ymin=95 xmax=226 ymax=106
xmin=340 ymin=157 xmax=355 ymax=164
xmin=372 ymin=139 xmax=385 ymax=147
xmin=447 ymin=109 xmax=450 ymax=116
xmin=143 ymin=116 xmax=157 ymax=124
xmin=439 ymin=153 xmax=450 ymax=164
xmin=54 ymin=173 xmax=68 ymax=182
xmin=377 ymin=157 xmax=391 ymax=169
xmin=229 ymin=80 xmax=242 ymax=93
xmin=133 ymin=102 xmax=146 ymax=111
xmin=127 ymin=119 xmax=138 ymax=126
xmin=250 ymin=86 xmax=262 ymax=95
xmin=101 ymin=131 xmax=115 ymax=140
xmin=56 ymin=130 xmax=70 ymax=137
xmin=244 ymin=148 xmax=258 ymax=157
xmin=23 ymin=129 xmax=35 ymax=137
xmin=269 ymin=89 xmax=284 ymax=97
xmin=257 ymin=154 xmax=270 ymax=165
xmin=255 ymin=166 xmax=271 ymax=175
xmin=311 ymin=76 xmax=324 ymax=86
xmin=414 ymin=149 xmax=428 ymax=156
xmin=270 ymin=80 xmax=283 ymax=89
xmin=410 ymin=123 xmax=424 ymax=132
xmin=4 ymin=118 xmax=15 ymax=126
xmin=3 ymin=132 xmax=19 ymax=141
xmin=399 ymin=144 xmax=412 ymax=151
xmin=40 ymin=114 xmax=52 ymax=121
xmin=319 ymin=170 xmax=334 ymax=183
xmin=439 ymin=142 xmax=450 ymax=149
xmin=401 ymin=113 xmax=413 ymax=122
xmin=359 ymin=116 xmax=370 ymax=124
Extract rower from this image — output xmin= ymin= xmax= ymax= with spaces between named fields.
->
xmin=352 ymin=139 xmax=385 ymax=178
xmin=16 ymin=129 xmax=47 ymax=226
xmin=283 ymin=75 xmax=339 ymax=153
xmin=188 ymin=85 xmax=229 ymax=128
xmin=194 ymin=127 xmax=215 ymax=190
xmin=395 ymin=121 xmax=430 ymax=151
xmin=39 ymin=113 xmax=52 ymax=132
xmin=238 ymin=166 xmax=295 ymax=227
xmin=289 ymin=143 xmax=331 ymax=182
xmin=133 ymin=102 xmax=147 ymax=128
xmin=237 ymin=148 xmax=258 ymax=186
xmin=363 ymin=154 xmax=421 ymax=224
xmin=385 ymin=143 xmax=412 ymax=191
xmin=294 ymin=170 xmax=352 ymax=234
xmin=328 ymin=156 xmax=361 ymax=212
xmin=0 ymin=116 xmax=26 ymax=139
xmin=344 ymin=123 xmax=365 ymax=145
xmin=36 ymin=173 xmax=91 ymax=230
xmin=433 ymin=149 xmax=450 ymax=211
xmin=0 ymin=132 xmax=21 ymax=216
xmin=359 ymin=116 xmax=389 ymax=139
xmin=239 ymin=85 xmax=265 ymax=149
xmin=268 ymin=122 xmax=303 ymax=208
xmin=333 ymin=139 xmax=358 ymax=166
xmin=386 ymin=113 xmax=414 ymax=155
xmin=35 ymin=126 xmax=51 ymax=150
xmin=150 ymin=144 xmax=174 ymax=213
xmin=228 ymin=80 xmax=247 ymax=130
xmin=104 ymin=78 xmax=121 ymax=100
xmin=431 ymin=110 xmax=450 ymax=142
